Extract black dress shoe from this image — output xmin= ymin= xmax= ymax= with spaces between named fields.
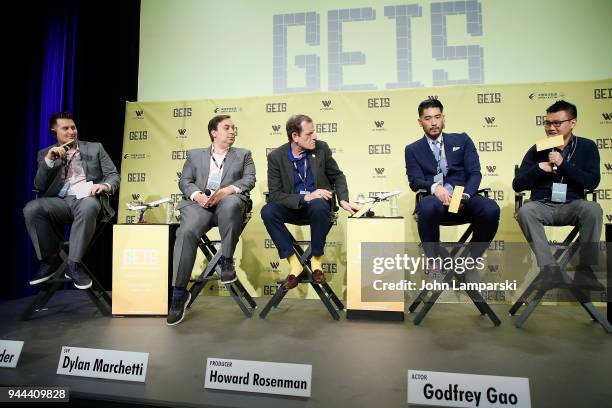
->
xmin=64 ymin=261 xmax=92 ymax=290
xmin=573 ymin=265 xmax=605 ymax=291
xmin=29 ymin=255 xmax=62 ymax=285
xmin=311 ymin=269 xmax=326 ymax=284
xmin=533 ymin=265 xmax=565 ymax=291
xmin=283 ymin=274 xmax=299 ymax=291
xmin=219 ymin=256 xmax=237 ymax=284
xmin=167 ymin=292 xmax=191 ymax=325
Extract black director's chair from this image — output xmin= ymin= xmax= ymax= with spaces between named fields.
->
xmin=22 ymin=194 xmax=114 ymax=320
xmin=259 ymin=194 xmax=345 ymax=320
xmin=408 ymin=188 xmax=501 ymax=326
xmin=187 ymin=203 xmax=257 ymax=318
xmin=509 ymin=166 xmax=611 ymax=332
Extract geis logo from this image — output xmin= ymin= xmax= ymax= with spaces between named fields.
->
xmin=320 ymin=100 xmax=333 ymax=111
xmin=269 ymin=124 xmax=282 ymax=136
xmin=482 ymin=117 xmax=497 ymax=128
xmin=134 ymin=110 xmax=144 ymax=119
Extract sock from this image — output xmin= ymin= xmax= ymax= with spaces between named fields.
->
xmin=173 ymin=287 xmax=186 ymax=298
xmin=287 ymin=254 xmax=303 ymax=277
xmin=311 ymin=255 xmax=323 ymax=272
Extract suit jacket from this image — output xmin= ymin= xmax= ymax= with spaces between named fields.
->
xmin=176 ymin=146 xmax=256 ymax=211
xmin=34 ymin=140 xmax=120 ymax=197
xmin=266 ymin=140 xmax=349 ymax=209
xmin=404 ymin=132 xmax=482 ymax=196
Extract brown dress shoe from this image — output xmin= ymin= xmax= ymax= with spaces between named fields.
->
xmin=283 ymin=274 xmax=299 ymax=290
xmin=311 ymin=269 xmax=326 ymax=284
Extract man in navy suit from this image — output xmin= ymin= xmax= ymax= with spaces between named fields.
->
xmin=405 ymin=99 xmax=500 ymax=276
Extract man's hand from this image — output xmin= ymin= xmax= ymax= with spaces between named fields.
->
xmin=538 ymin=161 xmax=554 ymax=173
xmin=89 ymin=183 xmax=110 ymax=196
xmin=339 ymin=200 xmax=360 ymax=215
xmin=548 ymin=150 xmax=563 ymax=167
xmin=204 ymin=186 xmax=234 ymax=208
xmin=46 ymin=146 xmax=67 ymax=161
xmin=193 ymin=192 xmax=209 ymax=207
xmin=434 ymin=184 xmax=451 ymax=206
xmin=304 ymin=189 xmax=333 ymax=202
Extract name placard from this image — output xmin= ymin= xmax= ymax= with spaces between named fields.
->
xmin=408 ymin=370 xmax=530 ymax=408
xmin=0 ymin=340 xmax=24 ymax=368
xmin=535 ymin=135 xmax=564 ymax=151
xmin=204 ymin=358 xmax=311 ymax=398
xmin=56 ymin=346 xmax=148 ymax=382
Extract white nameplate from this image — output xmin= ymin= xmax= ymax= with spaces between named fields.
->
xmin=408 ymin=370 xmax=530 ymax=408
xmin=204 ymin=358 xmax=311 ymax=398
xmin=56 ymin=346 xmax=148 ymax=382
xmin=0 ymin=340 xmax=24 ymax=368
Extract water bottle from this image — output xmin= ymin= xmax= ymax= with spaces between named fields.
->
xmin=388 ymin=195 xmax=398 ymax=217
xmin=166 ymin=202 xmax=176 ymax=224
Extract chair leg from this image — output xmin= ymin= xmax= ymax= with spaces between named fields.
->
xmin=413 ymin=290 xmax=444 ymax=325
xmin=226 ymin=283 xmax=255 ymax=318
xmin=322 ymin=282 xmax=344 ymax=311
xmin=311 ymin=282 xmax=340 ymax=320
xmin=188 ymin=251 xmax=222 ymax=308
xmin=466 ymin=289 xmax=501 ymax=326
xmin=408 ymin=289 xmax=427 ymax=313
xmin=509 ymin=278 xmax=538 ymax=316
xmin=259 ymin=284 xmax=286 ymax=318
xmin=514 ymin=289 xmax=546 ymax=328
xmin=21 ymin=278 xmax=65 ymax=320
xmin=568 ymin=287 xmax=612 ymax=333
xmin=80 ymin=263 xmax=112 ymax=316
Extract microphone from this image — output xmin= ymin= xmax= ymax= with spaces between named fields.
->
xmin=60 ymin=140 xmax=75 ymax=151
xmin=551 ymin=147 xmax=560 ymax=172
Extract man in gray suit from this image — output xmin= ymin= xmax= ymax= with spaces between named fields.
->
xmin=261 ymin=114 xmax=359 ymax=291
xmin=167 ymin=115 xmax=256 ymax=325
xmin=23 ymin=112 xmax=120 ymax=289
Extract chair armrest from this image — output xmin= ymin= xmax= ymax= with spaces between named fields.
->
xmin=476 ymin=188 xmax=491 ymax=197
xmin=585 ymin=189 xmax=598 ymax=202
xmin=99 ymin=193 xmax=115 ymax=223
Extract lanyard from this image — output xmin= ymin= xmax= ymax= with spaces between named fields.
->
xmin=211 ymin=150 xmax=226 ymax=172
xmin=63 ymin=149 xmax=78 ymax=180
xmin=293 ymin=158 xmax=308 ymax=184
xmin=559 ymin=136 xmax=578 ymax=184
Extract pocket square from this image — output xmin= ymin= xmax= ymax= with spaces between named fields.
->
xmin=452 ymin=146 xmax=461 ymax=152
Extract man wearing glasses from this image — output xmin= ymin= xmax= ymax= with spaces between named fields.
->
xmin=513 ymin=100 xmax=603 ymax=291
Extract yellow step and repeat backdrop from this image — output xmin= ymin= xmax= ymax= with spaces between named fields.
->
xmin=118 ymin=79 xmax=612 ymax=302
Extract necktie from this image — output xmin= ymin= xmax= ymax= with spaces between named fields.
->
xmin=432 ymin=140 xmax=447 ymax=176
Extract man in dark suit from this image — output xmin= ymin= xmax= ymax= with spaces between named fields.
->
xmin=513 ymin=100 xmax=603 ymax=290
xmin=167 ymin=115 xmax=256 ymax=325
xmin=23 ymin=112 xmax=120 ymax=290
xmin=261 ymin=114 xmax=359 ymax=291
xmin=405 ymin=99 xmax=499 ymax=279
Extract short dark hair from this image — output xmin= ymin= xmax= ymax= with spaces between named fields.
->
xmin=546 ymin=100 xmax=577 ymax=119
xmin=418 ymin=99 xmax=444 ymax=116
xmin=286 ymin=114 xmax=312 ymax=142
xmin=207 ymin=115 xmax=231 ymax=142
xmin=49 ymin=112 xmax=75 ymax=133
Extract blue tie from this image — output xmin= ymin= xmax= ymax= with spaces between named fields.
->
xmin=432 ymin=140 xmax=447 ymax=176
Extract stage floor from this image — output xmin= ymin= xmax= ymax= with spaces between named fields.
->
xmin=0 ymin=291 xmax=610 ymax=407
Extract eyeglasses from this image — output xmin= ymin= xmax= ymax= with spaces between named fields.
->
xmin=543 ymin=118 xmax=574 ymax=128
